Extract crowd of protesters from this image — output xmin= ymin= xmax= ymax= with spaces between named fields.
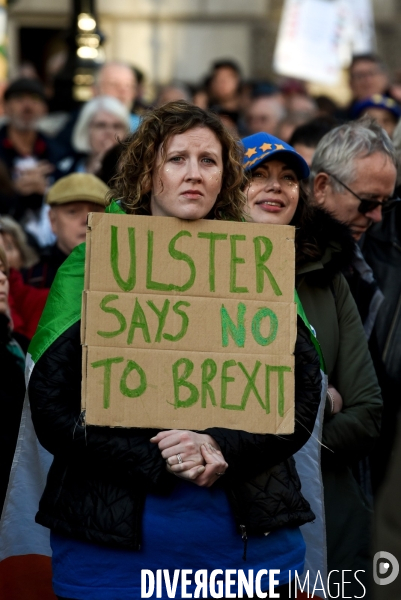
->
xmin=0 ymin=51 xmax=401 ymax=600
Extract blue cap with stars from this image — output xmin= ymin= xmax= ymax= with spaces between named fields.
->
xmin=351 ymin=94 xmax=401 ymax=120
xmin=242 ymin=132 xmax=310 ymax=180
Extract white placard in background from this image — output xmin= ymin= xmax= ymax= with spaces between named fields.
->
xmin=273 ymin=0 xmax=375 ymax=84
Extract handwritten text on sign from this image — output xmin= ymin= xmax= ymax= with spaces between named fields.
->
xmin=82 ymin=214 xmax=296 ymax=433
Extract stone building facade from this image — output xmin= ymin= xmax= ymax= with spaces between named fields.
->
xmin=6 ymin=0 xmax=401 ymax=88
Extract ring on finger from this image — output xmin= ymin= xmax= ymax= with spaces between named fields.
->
xmin=177 ymin=453 xmax=183 ymax=464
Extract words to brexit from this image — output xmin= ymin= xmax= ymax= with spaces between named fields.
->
xmin=90 ymin=354 xmax=292 ymax=415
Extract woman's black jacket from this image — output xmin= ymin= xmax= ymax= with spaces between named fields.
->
xmin=29 ymin=315 xmax=321 ymax=550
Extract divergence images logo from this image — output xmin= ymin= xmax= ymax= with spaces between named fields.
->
xmin=373 ymin=551 xmax=400 ymax=586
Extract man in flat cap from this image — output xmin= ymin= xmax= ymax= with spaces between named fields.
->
xmin=0 ymin=78 xmax=57 ymax=240
xmin=23 ymin=173 xmax=109 ymax=288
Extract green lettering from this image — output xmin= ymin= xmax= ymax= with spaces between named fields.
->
xmin=253 ymin=236 xmax=282 ymax=296
xmin=221 ymin=302 xmax=246 ymax=348
xmin=265 ymin=365 xmax=292 ymax=416
xmin=168 ymin=231 xmax=196 ymax=292
xmin=147 ymin=299 xmax=170 ymax=342
xmin=251 ymin=308 xmax=278 ymax=346
xmin=127 ymin=298 xmax=151 ymax=344
xmin=197 ymin=232 xmax=228 ymax=292
xmin=97 ymin=294 xmax=127 ymax=339
xmin=201 ymin=359 xmax=217 ymax=407
xmin=238 ymin=361 xmax=264 ymax=410
xmin=110 ymin=226 xmax=136 ymax=291
xmin=221 ymin=359 xmax=240 ymax=410
xmin=91 ymin=356 xmax=124 ymax=409
xmin=172 ymin=358 xmax=199 ymax=408
xmin=146 ymin=230 xmax=170 ymax=291
xmin=163 ymin=301 xmax=190 ymax=342
xmin=146 ymin=230 xmax=196 ymax=292
xmin=120 ymin=360 xmax=147 ymax=398
xmin=230 ymin=235 xmax=248 ymax=293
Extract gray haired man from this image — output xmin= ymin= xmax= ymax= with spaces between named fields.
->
xmin=309 ymin=118 xmax=398 ymax=339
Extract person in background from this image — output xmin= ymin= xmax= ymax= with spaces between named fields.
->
xmin=288 ymin=116 xmax=339 ymax=167
xmin=310 ymin=118 xmax=398 ymax=338
xmin=154 ymin=82 xmax=192 ymax=107
xmin=53 ymin=61 xmax=140 ymax=161
xmin=350 ymin=95 xmax=401 ymax=138
xmin=0 ymin=78 xmax=56 ymax=245
xmin=207 ymin=59 xmax=242 ymax=113
xmin=310 ymin=119 xmax=400 ymax=505
xmin=245 ymin=93 xmax=286 ymax=136
xmin=93 ymin=61 xmax=141 ymax=132
xmin=0 ymin=215 xmax=38 ymax=271
xmin=0 ymin=245 xmax=26 ymax=515
xmin=242 ymin=131 xmax=383 ymax=599
xmin=56 ymin=96 xmax=130 ymax=177
xmin=23 ymin=173 xmax=108 ymax=289
xmin=346 ymin=54 xmax=391 ymax=118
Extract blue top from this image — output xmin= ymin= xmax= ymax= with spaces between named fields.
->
xmin=51 ymin=480 xmax=305 ymax=600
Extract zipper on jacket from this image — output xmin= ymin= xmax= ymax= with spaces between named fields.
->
xmin=240 ymin=524 xmax=248 ymax=561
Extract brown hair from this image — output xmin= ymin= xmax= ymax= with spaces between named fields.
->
xmin=110 ymin=100 xmax=246 ymax=220
xmin=0 ymin=244 xmax=9 ymax=276
xmin=0 ymin=216 xmax=38 ymax=268
xmin=291 ymin=185 xmax=323 ymax=267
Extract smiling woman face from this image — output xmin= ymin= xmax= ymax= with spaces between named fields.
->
xmin=150 ymin=126 xmax=223 ymax=220
xmin=245 ymin=159 xmax=300 ymax=225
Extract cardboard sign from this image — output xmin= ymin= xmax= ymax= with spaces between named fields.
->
xmin=82 ymin=213 xmax=297 ymax=434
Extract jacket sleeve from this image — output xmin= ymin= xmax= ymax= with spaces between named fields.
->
xmin=204 ymin=316 xmax=322 ymax=481
xmin=29 ymin=321 xmax=167 ymax=486
xmin=322 ymin=273 xmax=382 ymax=466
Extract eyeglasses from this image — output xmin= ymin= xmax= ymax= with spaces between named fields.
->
xmin=326 ymin=172 xmax=401 ymax=214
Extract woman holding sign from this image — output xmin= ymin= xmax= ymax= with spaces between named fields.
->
xmin=27 ymin=102 xmax=321 ymax=600
xmin=242 ymin=131 xmax=382 ymax=597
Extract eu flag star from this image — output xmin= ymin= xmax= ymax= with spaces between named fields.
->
xmin=259 ymin=143 xmax=272 ymax=152
xmin=274 ymin=144 xmax=285 ymax=150
xmin=245 ymin=147 xmax=257 ymax=158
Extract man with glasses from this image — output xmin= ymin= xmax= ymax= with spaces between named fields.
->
xmin=310 ymin=119 xmax=398 ymax=334
xmin=309 ymin=118 xmax=400 ymax=587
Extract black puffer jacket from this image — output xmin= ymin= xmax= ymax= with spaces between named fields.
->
xmin=29 ymin=315 xmax=321 ymax=549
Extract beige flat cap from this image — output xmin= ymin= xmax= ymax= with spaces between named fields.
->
xmin=46 ymin=173 xmax=110 ymax=206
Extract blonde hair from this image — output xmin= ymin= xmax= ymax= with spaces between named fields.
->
xmin=0 ymin=245 xmax=9 ymax=276
xmin=110 ymin=100 xmax=246 ymax=221
xmin=0 ymin=216 xmax=38 ymax=268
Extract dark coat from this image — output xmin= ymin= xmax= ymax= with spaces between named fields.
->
xmin=296 ymin=208 xmax=382 ymax=598
xmin=29 ymin=316 xmax=321 ymax=550
xmin=361 ymin=204 xmax=401 ymax=492
xmin=21 ymin=243 xmax=68 ymax=289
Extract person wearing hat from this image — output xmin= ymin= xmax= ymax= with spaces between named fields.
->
xmin=242 ymin=131 xmax=382 ymax=598
xmin=351 ymin=94 xmax=401 ymax=138
xmin=22 ymin=173 xmax=108 ymax=289
xmin=0 ymin=78 xmax=57 ymax=234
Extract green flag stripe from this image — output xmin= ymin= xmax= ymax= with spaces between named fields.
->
xmin=295 ymin=289 xmax=326 ymax=373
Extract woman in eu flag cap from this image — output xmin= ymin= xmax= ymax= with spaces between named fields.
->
xmin=242 ymin=130 xmax=381 ymax=597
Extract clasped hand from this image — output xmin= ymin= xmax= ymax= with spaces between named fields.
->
xmin=150 ymin=430 xmax=228 ymax=488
